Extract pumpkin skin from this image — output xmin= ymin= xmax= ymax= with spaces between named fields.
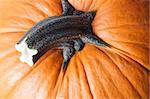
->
xmin=0 ymin=0 xmax=149 ymax=99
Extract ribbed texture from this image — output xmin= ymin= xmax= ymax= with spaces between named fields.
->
xmin=0 ymin=0 xmax=149 ymax=99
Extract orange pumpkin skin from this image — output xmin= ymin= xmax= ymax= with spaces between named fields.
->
xmin=0 ymin=0 xmax=149 ymax=99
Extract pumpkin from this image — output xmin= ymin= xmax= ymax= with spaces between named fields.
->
xmin=0 ymin=0 xmax=149 ymax=99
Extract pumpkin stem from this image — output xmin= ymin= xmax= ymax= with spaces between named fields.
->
xmin=15 ymin=0 xmax=109 ymax=70
xmin=81 ymin=34 xmax=110 ymax=47
xmin=15 ymin=37 xmax=38 ymax=66
xmin=62 ymin=47 xmax=75 ymax=71
xmin=61 ymin=0 xmax=75 ymax=15
xmin=82 ymin=11 xmax=97 ymax=23
xmin=74 ymin=39 xmax=85 ymax=51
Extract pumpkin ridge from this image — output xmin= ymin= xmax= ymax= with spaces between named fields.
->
xmin=93 ymin=51 xmax=126 ymax=98
xmin=0 ymin=29 xmax=27 ymax=34
xmin=82 ymin=47 xmax=113 ymax=98
xmin=78 ymin=55 xmax=95 ymax=98
xmin=6 ymin=50 xmax=61 ymax=97
xmin=11 ymin=16 xmax=36 ymax=26
xmin=90 ymin=0 xmax=106 ymax=11
xmin=23 ymin=1 xmax=49 ymax=18
xmin=53 ymin=72 xmax=65 ymax=98
xmin=100 ymin=49 xmax=142 ymax=97
xmin=101 ymin=48 xmax=149 ymax=98
xmin=74 ymin=56 xmax=82 ymax=98
xmin=6 ymin=64 xmax=39 ymax=97
xmin=106 ymin=39 xmax=147 ymax=47
xmin=107 ymin=45 xmax=149 ymax=70
xmin=45 ymin=52 xmax=62 ymax=98
xmin=31 ymin=1 xmax=52 ymax=15
xmin=94 ymin=24 xmax=148 ymax=31
xmin=0 ymin=48 xmax=16 ymax=59
xmin=98 ymin=49 xmax=142 ymax=98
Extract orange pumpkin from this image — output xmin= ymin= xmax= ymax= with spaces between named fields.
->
xmin=0 ymin=0 xmax=149 ymax=99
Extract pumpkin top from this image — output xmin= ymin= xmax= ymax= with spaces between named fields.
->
xmin=0 ymin=0 xmax=149 ymax=99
